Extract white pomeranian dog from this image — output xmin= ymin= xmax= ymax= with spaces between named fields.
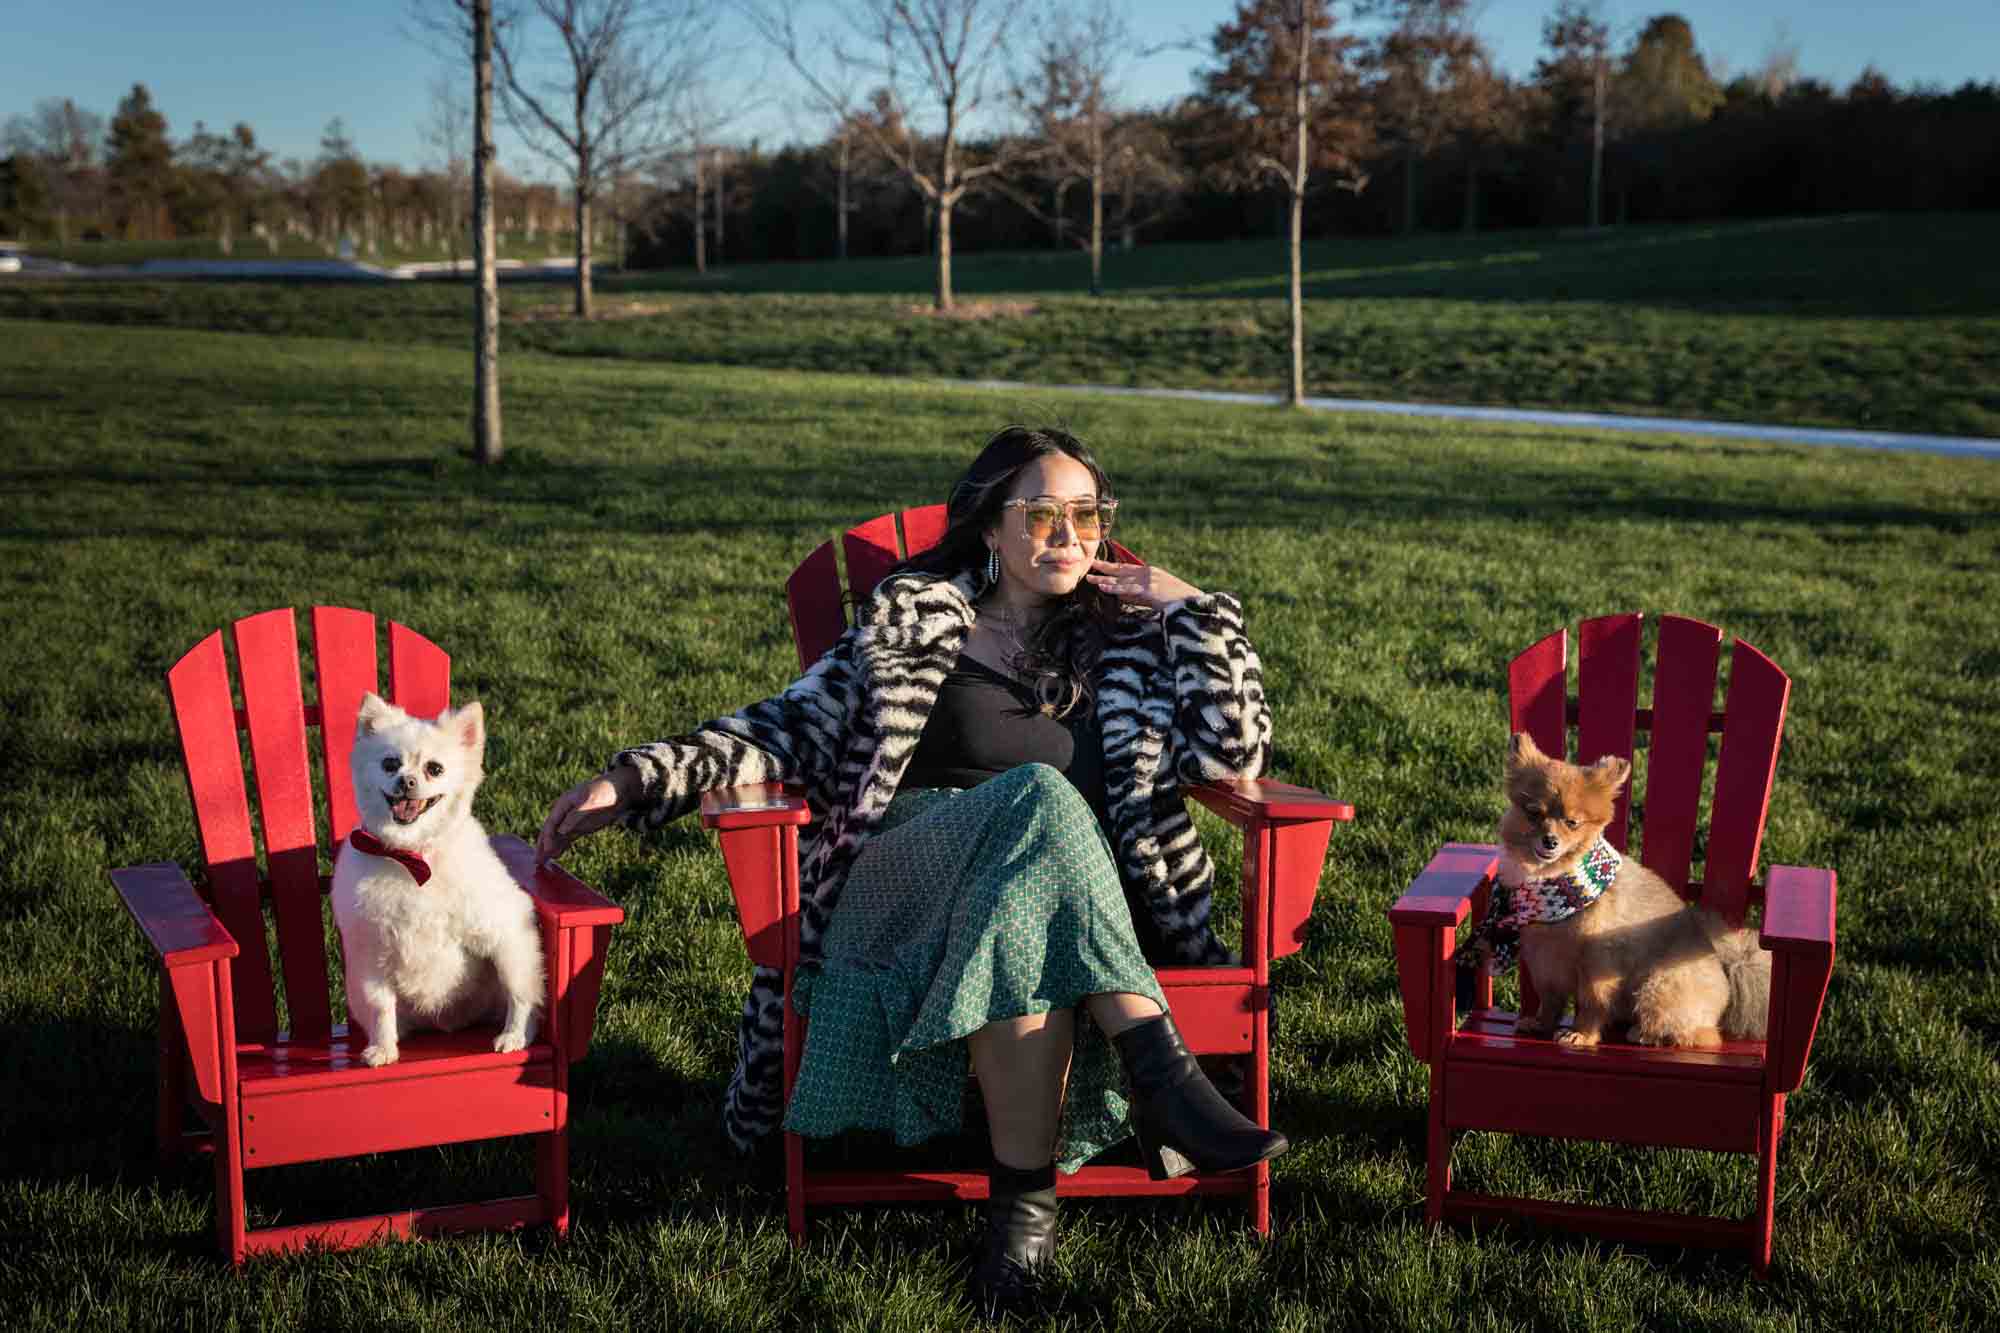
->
xmin=331 ymin=693 xmax=544 ymax=1067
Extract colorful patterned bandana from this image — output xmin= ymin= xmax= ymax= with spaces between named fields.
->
xmin=1453 ymin=837 xmax=1621 ymax=977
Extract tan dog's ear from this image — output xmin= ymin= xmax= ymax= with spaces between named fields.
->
xmin=356 ymin=692 xmax=401 ymax=735
xmin=1584 ymin=755 xmax=1633 ymax=795
xmin=1508 ymin=731 xmax=1550 ymax=770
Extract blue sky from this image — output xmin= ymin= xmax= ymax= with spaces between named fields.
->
xmin=4 ymin=2 xmax=1994 ymax=181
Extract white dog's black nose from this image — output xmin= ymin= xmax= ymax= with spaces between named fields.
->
xmin=392 ymin=774 xmax=418 ymax=796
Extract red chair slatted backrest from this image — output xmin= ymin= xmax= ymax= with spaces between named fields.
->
xmin=786 ymin=502 xmax=1138 ymax=668
xmin=1506 ymin=613 xmax=1790 ymax=926
xmin=165 ymin=607 xmax=450 ymax=1043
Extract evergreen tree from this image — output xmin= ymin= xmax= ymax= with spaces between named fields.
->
xmin=105 ymin=84 xmax=175 ymax=239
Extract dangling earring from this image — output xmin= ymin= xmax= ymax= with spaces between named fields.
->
xmin=986 ymin=548 xmax=1002 ymax=589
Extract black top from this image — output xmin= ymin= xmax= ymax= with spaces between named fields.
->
xmin=902 ymin=652 xmax=1111 ymax=826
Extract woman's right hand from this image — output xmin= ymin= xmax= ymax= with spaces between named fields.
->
xmin=536 ymin=768 xmax=636 ymax=864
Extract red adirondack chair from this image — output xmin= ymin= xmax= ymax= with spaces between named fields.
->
xmin=110 ymin=608 xmax=624 ymax=1265
xmin=699 ymin=504 xmax=1354 ymax=1243
xmin=1387 ymin=614 xmax=1836 ymax=1274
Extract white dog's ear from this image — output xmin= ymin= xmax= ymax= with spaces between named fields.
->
xmin=356 ymin=692 xmax=401 ymax=734
xmin=450 ymin=700 xmax=486 ymax=756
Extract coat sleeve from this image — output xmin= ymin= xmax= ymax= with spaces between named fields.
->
xmin=1160 ymin=592 xmax=1272 ymax=784
xmin=607 ymin=634 xmax=856 ymax=831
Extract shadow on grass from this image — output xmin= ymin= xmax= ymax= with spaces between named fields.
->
xmin=12 ymin=433 xmax=1988 ymax=559
xmin=596 ymin=216 xmax=2000 ymax=321
xmin=0 ymin=1013 xmax=768 ymax=1253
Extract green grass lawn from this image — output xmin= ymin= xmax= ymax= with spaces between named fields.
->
xmin=5 ymin=212 xmax=1996 ymax=438
xmin=3 ymin=310 xmax=1998 ymax=1328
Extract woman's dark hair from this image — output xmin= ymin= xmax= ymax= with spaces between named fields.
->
xmin=893 ymin=424 xmax=1125 ymax=716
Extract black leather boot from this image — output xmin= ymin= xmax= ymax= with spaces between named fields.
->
xmin=967 ymin=1161 xmax=1058 ymax=1322
xmin=1113 ymin=1014 xmax=1289 ymax=1181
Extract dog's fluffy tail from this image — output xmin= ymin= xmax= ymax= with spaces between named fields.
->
xmin=1702 ymin=912 xmax=1772 ymax=1039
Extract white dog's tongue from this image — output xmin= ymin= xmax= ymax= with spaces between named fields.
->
xmin=392 ymin=797 xmax=429 ymax=824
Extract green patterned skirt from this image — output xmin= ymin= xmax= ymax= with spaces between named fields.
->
xmin=781 ymin=763 xmax=1166 ymax=1171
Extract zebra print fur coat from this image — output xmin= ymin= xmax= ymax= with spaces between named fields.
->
xmin=610 ymin=568 xmax=1274 ymax=1152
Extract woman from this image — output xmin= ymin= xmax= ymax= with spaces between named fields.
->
xmin=539 ymin=425 xmax=1285 ymax=1316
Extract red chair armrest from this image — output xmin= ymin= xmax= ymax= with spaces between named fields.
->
xmin=1760 ymin=864 xmax=1836 ymax=955
xmin=110 ymin=863 xmax=239 ymax=966
xmin=1185 ymin=779 xmax=1350 ymax=966
xmin=1388 ymin=843 xmax=1498 ymax=927
xmin=1185 ymin=778 xmax=1354 ymax=827
xmin=488 ymin=836 xmax=624 ymax=1061
xmin=698 ymin=783 xmax=811 ymax=830
xmin=490 ymin=835 xmax=626 ymax=927
xmin=701 ymin=784 xmax=808 ymax=971
xmin=1387 ymin=844 xmax=1499 ymax=1063
xmin=110 ymin=863 xmax=237 ymax=1104
xmin=1760 ymin=864 xmax=1836 ymax=1093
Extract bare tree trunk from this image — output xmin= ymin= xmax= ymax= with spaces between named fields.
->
xmin=1402 ymin=146 xmax=1417 ymax=235
xmin=835 ymin=132 xmax=850 ymax=261
xmin=573 ymin=174 xmax=593 ymax=316
xmin=1288 ymin=7 xmax=1308 ymax=409
xmin=936 ymin=195 xmax=954 ymax=311
xmin=713 ymin=148 xmax=724 ymax=262
xmin=1088 ymin=167 xmax=1103 ymax=298
xmin=1462 ymin=160 xmax=1478 ymax=233
xmin=1589 ymin=60 xmax=1604 ymax=229
xmin=473 ymin=0 xmax=503 ymax=464
xmin=693 ymin=149 xmax=707 ymax=274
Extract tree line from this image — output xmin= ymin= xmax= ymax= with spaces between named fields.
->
xmin=6 ymin=3 xmax=1994 ymax=277
xmin=0 ymin=86 xmax=580 ymax=263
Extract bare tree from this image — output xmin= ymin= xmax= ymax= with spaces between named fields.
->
xmin=422 ymin=72 xmax=473 ymax=268
xmin=1202 ymin=0 xmax=1372 ymax=407
xmin=1535 ymin=1 xmax=1611 ymax=228
xmin=1104 ymin=112 xmax=1184 ymax=252
xmin=1011 ymin=0 xmax=1154 ymax=296
xmin=743 ymin=5 xmax=897 ymax=263
xmin=496 ymin=0 xmax=707 ymax=316
xmin=3 ymin=98 xmax=105 ymax=246
xmin=743 ymin=0 xmax=1032 ymax=311
xmin=473 ymin=1 xmax=504 ymax=462
xmin=1368 ymin=0 xmax=1491 ymax=235
xmin=411 ymin=0 xmax=504 ymax=462
xmin=656 ymin=70 xmax=754 ymax=274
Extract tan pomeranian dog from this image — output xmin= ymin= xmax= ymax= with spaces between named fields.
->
xmin=1476 ymin=732 xmax=1770 ymax=1048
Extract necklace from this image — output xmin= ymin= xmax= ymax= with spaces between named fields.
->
xmin=976 ymin=603 xmax=1033 ymax=665
xmin=973 ymin=602 xmax=1066 ymax=717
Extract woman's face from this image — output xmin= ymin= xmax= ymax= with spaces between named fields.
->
xmin=984 ymin=451 xmax=1104 ymax=607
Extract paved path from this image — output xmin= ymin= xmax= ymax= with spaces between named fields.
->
xmin=962 ymin=379 xmax=2000 ymax=461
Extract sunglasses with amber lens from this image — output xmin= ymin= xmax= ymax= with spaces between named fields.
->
xmin=1002 ymin=496 xmax=1118 ymax=541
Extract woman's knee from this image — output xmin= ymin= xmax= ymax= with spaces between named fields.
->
xmin=998 ymin=762 xmax=1088 ymax=811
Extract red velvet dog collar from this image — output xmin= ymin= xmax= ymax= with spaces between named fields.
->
xmin=347 ymin=829 xmax=433 ymax=886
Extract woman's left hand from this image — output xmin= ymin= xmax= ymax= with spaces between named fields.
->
xmin=1085 ymin=558 xmax=1203 ymax=610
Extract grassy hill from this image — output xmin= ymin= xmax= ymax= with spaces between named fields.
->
xmin=5 ymin=212 xmax=1995 ymax=437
